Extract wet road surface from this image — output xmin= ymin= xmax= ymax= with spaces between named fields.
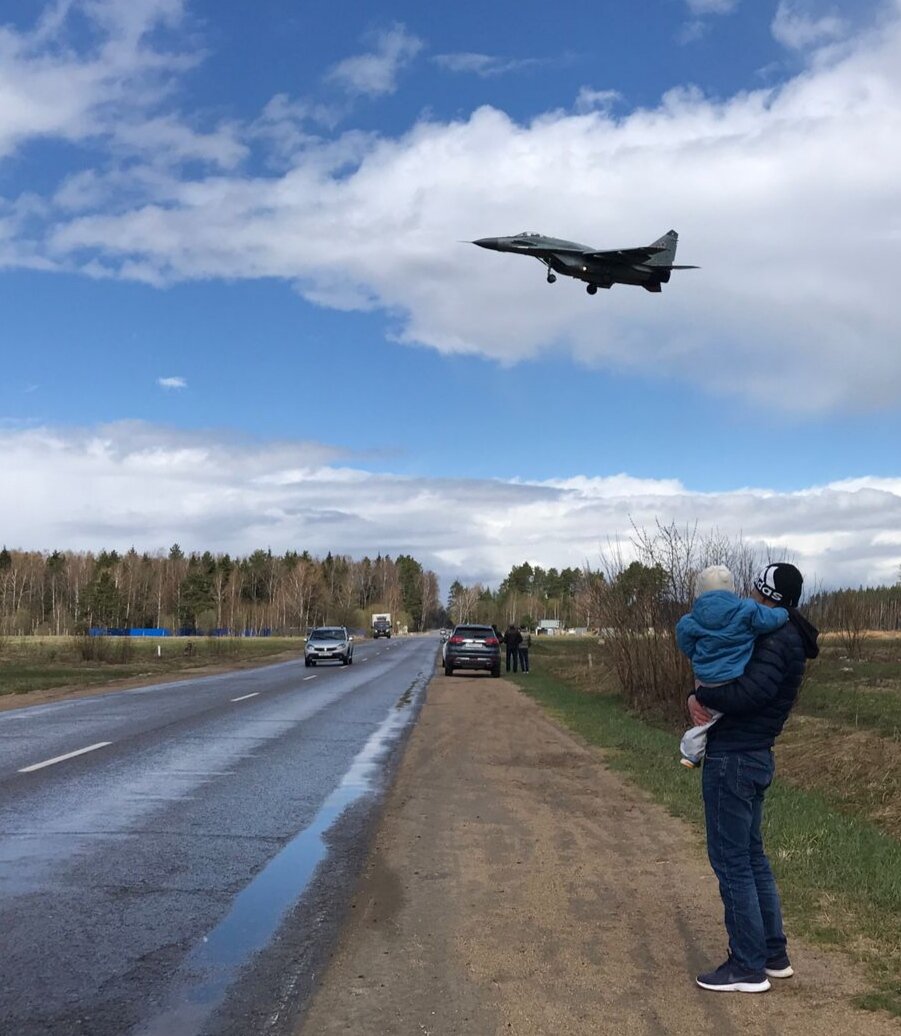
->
xmin=0 ymin=636 xmax=436 ymax=1036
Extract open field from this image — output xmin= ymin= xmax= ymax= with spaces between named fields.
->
xmin=513 ymin=636 xmax=901 ymax=1016
xmin=797 ymin=636 xmax=901 ymax=738
xmin=0 ymin=634 xmax=304 ymax=701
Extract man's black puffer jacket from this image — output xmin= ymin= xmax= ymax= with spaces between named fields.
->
xmin=695 ymin=610 xmax=819 ymax=753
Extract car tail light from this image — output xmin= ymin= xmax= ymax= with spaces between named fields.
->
xmin=448 ymin=635 xmax=464 ymax=645
xmin=483 ymin=636 xmax=499 ymax=646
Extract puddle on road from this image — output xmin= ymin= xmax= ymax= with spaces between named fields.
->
xmin=133 ymin=675 xmax=426 ymax=1036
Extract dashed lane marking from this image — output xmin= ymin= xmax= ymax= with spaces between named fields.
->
xmin=303 ymin=675 xmax=316 ymax=681
xmin=230 ymin=693 xmax=259 ymax=702
xmin=19 ymin=741 xmax=112 ymax=774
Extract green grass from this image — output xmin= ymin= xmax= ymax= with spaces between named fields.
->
xmin=0 ymin=636 xmax=303 ymax=697
xmin=798 ymin=654 xmax=901 ymax=738
xmin=512 ymin=641 xmax=901 ymax=1016
xmin=0 ymin=664 xmax=143 ymax=695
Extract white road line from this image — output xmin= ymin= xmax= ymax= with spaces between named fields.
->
xmin=230 ymin=692 xmax=259 ymax=702
xmin=19 ymin=741 xmax=112 ymax=774
xmin=303 ymin=675 xmax=316 ymax=681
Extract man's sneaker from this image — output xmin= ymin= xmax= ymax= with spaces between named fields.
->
xmin=696 ymin=960 xmax=771 ymax=993
xmin=680 ymin=756 xmax=699 ymax=768
xmin=765 ymin=955 xmax=794 ymax=979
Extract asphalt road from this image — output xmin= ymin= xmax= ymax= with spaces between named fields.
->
xmin=0 ymin=635 xmax=436 ymax=1036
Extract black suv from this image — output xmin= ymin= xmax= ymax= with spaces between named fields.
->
xmin=443 ymin=624 xmax=501 ymax=678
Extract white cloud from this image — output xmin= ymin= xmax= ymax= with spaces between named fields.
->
xmin=4 ymin=4 xmax=901 ymax=417
xmin=157 ymin=376 xmax=186 ymax=389
xmin=0 ymin=423 xmax=898 ymax=590
xmin=325 ymin=24 xmax=423 ymax=97
xmin=433 ymin=53 xmax=552 ymax=78
xmin=0 ymin=0 xmax=195 ymax=161
xmin=113 ymin=116 xmax=248 ymax=170
xmin=772 ymin=1 xmax=847 ymax=49
xmin=574 ymin=87 xmax=622 ymax=113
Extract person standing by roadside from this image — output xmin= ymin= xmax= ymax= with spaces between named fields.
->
xmin=503 ymin=624 xmax=522 ymax=673
xmin=688 ymin=563 xmax=819 ymax=994
xmin=517 ymin=627 xmax=531 ymax=673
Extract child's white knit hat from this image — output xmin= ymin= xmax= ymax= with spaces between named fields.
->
xmin=697 ymin=565 xmax=735 ymax=595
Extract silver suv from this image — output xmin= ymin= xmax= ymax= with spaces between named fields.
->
xmin=305 ymin=626 xmax=354 ymax=667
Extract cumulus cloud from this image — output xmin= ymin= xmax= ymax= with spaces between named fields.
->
xmin=157 ymin=376 xmax=186 ymax=389
xmin=325 ymin=24 xmax=423 ymax=97
xmin=3 ymin=3 xmax=901 ymax=416
xmin=0 ymin=423 xmax=898 ymax=590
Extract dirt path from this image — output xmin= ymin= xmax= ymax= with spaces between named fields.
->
xmin=298 ymin=675 xmax=900 ymax=1036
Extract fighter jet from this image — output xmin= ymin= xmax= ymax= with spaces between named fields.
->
xmin=472 ymin=229 xmax=697 ymax=294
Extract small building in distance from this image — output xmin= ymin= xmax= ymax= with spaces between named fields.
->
xmin=536 ymin=619 xmax=562 ymax=636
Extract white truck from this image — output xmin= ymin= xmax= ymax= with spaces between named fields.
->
xmin=371 ymin=612 xmax=392 ymax=639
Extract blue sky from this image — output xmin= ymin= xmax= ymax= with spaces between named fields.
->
xmin=2 ymin=0 xmax=901 ymax=588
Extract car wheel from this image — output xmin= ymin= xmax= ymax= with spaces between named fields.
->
xmin=444 ymin=664 xmax=453 ymax=677
xmin=348 ymin=654 xmax=353 ymax=665
xmin=491 ymin=666 xmax=501 ymax=678
xmin=305 ymin=658 xmax=312 ymax=667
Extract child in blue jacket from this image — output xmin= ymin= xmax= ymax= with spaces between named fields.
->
xmin=676 ymin=565 xmax=788 ymax=767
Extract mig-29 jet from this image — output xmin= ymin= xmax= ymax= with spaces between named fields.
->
xmin=472 ymin=228 xmax=697 ymax=294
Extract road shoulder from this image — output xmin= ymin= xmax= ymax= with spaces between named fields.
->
xmin=297 ymin=673 xmax=900 ymax=1035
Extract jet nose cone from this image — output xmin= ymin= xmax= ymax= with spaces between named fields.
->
xmin=472 ymin=237 xmax=502 ymax=251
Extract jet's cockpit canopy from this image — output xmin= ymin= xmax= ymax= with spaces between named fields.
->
xmin=516 ymin=231 xmax=542 ymax=238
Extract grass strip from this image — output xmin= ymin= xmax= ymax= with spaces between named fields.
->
xmin=511 ymin=662 xmax=901 ymax=1016
xmin=795 ymin=682 xmax=901 ymax=739
xmin=798 ymin=649 xmax=901 ymax=739
xmin=0 ymin=636 xmax=303 ymax=697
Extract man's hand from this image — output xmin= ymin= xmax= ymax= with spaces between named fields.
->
xmin=688 ymin=694 xmax=713 ymax=726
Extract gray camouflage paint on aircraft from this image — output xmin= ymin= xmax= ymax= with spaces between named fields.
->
xmin=472 ymin=229 xmax=698 ymax=294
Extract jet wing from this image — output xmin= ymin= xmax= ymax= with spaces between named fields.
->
xmin=582 ymin=245 xmax=667 ymax=262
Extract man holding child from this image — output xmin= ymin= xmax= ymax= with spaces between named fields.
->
xmin=681 ymin=563 xmax=819 ymax=993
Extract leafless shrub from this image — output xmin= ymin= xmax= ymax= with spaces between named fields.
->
xmin=588 ymin=521 xmax=780 ymax=724
xmin=78 ymin=634 xmax=109 ymax=662
xmin=831 ymin=589 xmax=868 ymax=661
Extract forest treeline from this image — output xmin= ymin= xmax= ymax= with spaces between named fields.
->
xmin=0 ymin=545 xmax=442 ymax=636
xmin=446 ymin=559 xmax=901 ymax=636
xmin=1 ymin=536 xmax=899 ymax=643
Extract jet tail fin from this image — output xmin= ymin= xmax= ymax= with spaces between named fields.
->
xmin=645 ymin=229 xmax=678 ymax=267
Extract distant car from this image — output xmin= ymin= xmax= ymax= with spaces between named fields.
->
xmin=443 ymin=624 xmax=500 ymax=678
xmin=305 ymin=626 xmax=354 ymax=667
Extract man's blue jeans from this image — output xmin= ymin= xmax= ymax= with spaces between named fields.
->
xmin=702 ymin=749 xmax=787 ymax=972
